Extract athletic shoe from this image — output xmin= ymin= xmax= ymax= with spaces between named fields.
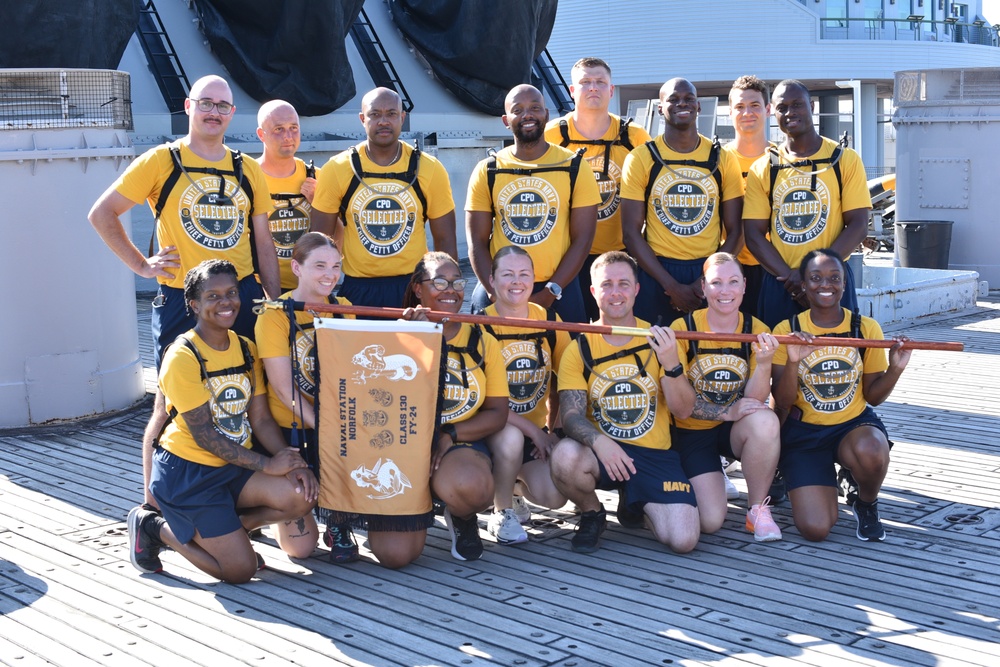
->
xmin=127 ymin=505 xmax=163 ymax=574
xmin=443 ymin=508 xmax=484 ymax=561
xmin=571 ymin=509 xmax=607 ymax=554
xmin=721 ymin=455 xmax=740 ymax=474
xmin=723 ymin=469 xmax=740 ymax=500
xmin=616 ymin=488 xmax=644 ymax=529
xmin=746 ymin=497 xmax=782 ymax=542
xmin=323 ymin=522 xmax=360 ymax=563
xmin=247 ymin=526 xmax=264 ymax=540
xmin=838 ymin=466 xmax=860 ymax=505
xmin=487 ymin=508 xmax=528 ymax=545
xmin=769 ymin=470 xmax=787 ymax=505
xmin=255 ymin=552 xmax=266 ymax=571
xmin=512 ymin=495 xmax=532 ymax=524
xmin=853 ymin=499 xmax=886 ymax=542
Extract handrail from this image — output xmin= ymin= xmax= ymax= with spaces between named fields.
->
xmin=818 ymin=17 xmax=998 ymax=46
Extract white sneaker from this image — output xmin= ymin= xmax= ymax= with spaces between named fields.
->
xmin=487 ymin=508 xmax=528 ymax=544
xmin=723 ymin=469 xmax=740 ymax=500
xmin=512 ymin=495 xmax=531 ymax=524
xmin=721 ymin=455 xmax=740 ymax=474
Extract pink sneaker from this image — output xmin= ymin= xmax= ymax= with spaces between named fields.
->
xmin=746 ymin=497 xmax=782 ymax=542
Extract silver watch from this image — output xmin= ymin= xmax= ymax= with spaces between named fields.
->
xmin=544 ymin=281 xmax=563 ymax=300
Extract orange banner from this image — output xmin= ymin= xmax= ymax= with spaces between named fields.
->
xmin=315 ymin=319 xmax=441 ymax=518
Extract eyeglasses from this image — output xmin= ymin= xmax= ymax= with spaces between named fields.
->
xmin=421 ymin=277 xmax=468 ymax=291
xmin=189 ymin=98 xmax=234 ymax=115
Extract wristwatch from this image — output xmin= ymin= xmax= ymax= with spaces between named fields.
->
xmin=664 ymin=363 xmax=684 ymax=378
xmin=545 ymin=281 xmax=563 ymax=300
xmin=441 ymin=423 xmax=458 ymax=442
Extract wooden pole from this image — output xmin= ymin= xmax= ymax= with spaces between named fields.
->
xmin=254 ymin=299 xmax=964 ymax=352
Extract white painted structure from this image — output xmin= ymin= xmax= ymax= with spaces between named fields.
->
xmin=857 ymin=266 xmax=980 ymax=324
xmin=0 ymin=70 xmax=144 ymax=427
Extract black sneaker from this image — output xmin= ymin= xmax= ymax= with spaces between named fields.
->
xmin=323 ymin=522 xmax=360 ymax=563
xmin=768 ymin=471 xmax=787 ymax=505
xmin=838 ymin=466 xmax=859 ymax=505
xmin=571 ymin=509 xmax=607 ymax=554
xmin=443 ymin=508 xmax=484 ymax=561
xmin=853 ymin=499 xmax=886 ymax=542
xmin=616 ymin=488 xmax=644 ymax=530
xmin=127 ymin=505 xmax=164 ymax=573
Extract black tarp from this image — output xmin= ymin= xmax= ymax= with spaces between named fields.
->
xmin=0 ymin=0 xmax=137 ymax=69
xmin=388 ymin=0 xmax=558 ymax=116
xmin=194 ymin=0 xmax=364 ymax=116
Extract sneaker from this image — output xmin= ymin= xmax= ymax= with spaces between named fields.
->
xmin=323 ymin=522 xmax=360 ymax=563
xmin=127 ymin=505 xmax=163 ymax=574
xmin=721 ymin=455 xmax=740 ymax=474
xmin=512 ymin=495 xmax=531 ymax=525
xmin=853 ymin=499 xmax=886 ymax=542
xmin=487 ymin=508 xmax=528 ymax=545
xmin=768 ymin=470 xmax=787 ymax=505
xmin=723 ymin=469 xmax=740 ymax=500
xmin=616 ymin=488 xmax=644 ymax=529
xmin=746 ymin=497 xmax=782 ymax=542
xmin=571 ymin=509 xmax=607 ymax=554
xmin=255 ymin=552 xmax=266 ymax=571
xmin=443 ymin=508 xmax=484 ymax=561
xmin=838 ymin=466 xmax=859 ymax=505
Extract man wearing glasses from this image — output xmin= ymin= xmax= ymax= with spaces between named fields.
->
xmin=311 ymin=87 xmax=457 ymax=309
xmin=89 ymin=74 xmax=277 ymax=512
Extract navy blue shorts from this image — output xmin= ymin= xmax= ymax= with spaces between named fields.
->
xmin=740 ymin=263 xmax=765 ymax=320
xmin=779 ymin=406 xmax=888 ymax=491
xmin=672 ymin=423 xmax=736 ymax=479
xmin=151 ymin=274 xmax=262 ymax=369
xmin=757 ymin=261 xmax=858 ymax=329
xmin=445 ymin=437 xmax=492 ymax=462
xmin=149 ymin=448 xmax=255 ymax=544
xmin=634 ymin=256 xmax=706 ymax=327
xmin=595 ymin=442 xmax=696 ymax=509
xmin=338 ymin=274 xmax=411 ymax=310
xmin=470 ymin=274 xmax=588 ymax=324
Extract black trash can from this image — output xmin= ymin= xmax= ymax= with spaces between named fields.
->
xmin=895 ymin=220 xmax=953 ymax=269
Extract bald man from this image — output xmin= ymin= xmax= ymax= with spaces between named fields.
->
xmin=466 ymin=84 xmax=600 ymax=323
xmin=620 ymin=77 xmax=743 ymax=326
xmin=311 ymin=87 xmax=457 ymax=308
xmin=255 ymin=100 xmax=318 ymax=290
xmin=89 ymin=74 xmax=276 ymax=517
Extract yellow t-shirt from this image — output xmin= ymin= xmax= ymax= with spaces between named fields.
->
xmin=465 ymin=144 xmax=602 ymax=282
xmin=772 ymin=309 xmax=888 ymax=425
xmin=483 ymin=302 xmax=571 ymax=430
xmin=312 ymin=142 xmax=455 ymax=278
xmin=558 ymin=320 xmax=672 ymax=450
xmin=115 ymin=142 xmax=274 ymax=289
xmin=721 ymin=143 xmax=774 ymax=267
xmin=544 ymin=114 xmax=653 ymax=255
xmin=744 ymin=138 xmax=872 ymax=270
xmin=258 ymin=158 xmax=313 ymax=290
xmin=671 ymin=310 xmax=770 ymax=430
xmin=620 ymin=135 xmax=744 ymax=260
xmin=254 ymin=292 xmax=355 ymax=429
xmin=441 ymin=324 xmax=509 ymax=425
xmin=159 ymin=330 xmax=266 ymax=466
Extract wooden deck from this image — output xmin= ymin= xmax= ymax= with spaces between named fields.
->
xmin=2 ymin=295 xmax=1000 ymax=667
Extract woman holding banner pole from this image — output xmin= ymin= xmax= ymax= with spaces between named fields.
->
xmin=255 ymin=232 xmax=359 ymax=563
xmin=403 ymin=251 xmax=510 ymax=561
xmin=481 ymin=246 xmax=569 ymax=545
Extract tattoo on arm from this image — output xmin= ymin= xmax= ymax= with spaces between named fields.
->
xmin=689 ymin=395 xmax=732 ymax=422
xmin=184 ymin=404 xmax=269 ymax=471
xmin=560 ymin=390 xmax=601 ymax=448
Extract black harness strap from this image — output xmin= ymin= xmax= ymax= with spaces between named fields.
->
xmin=767 ymin=133 xmax=848 ymax=202
xmin=682 ymin=312 xmax=754 ymax=364
xmin=486 ymin=149 xmax=586 ymax=217
xmin=557 ymin=116 xmax=635 ymax=178
xmin=484 ymin=309 xmax=557 ymax=371
xmin=790 ymin=309 xmax=866 ymax=363
xmin=643 ymin=136 xmax=723 ymax=207
xmin=578 ymin=335 xmax=652 ymax=384
xmin=339 ymin=144 xmax=427 ymax=221
xmin=445 ymin=324 xmax=485 ymax=389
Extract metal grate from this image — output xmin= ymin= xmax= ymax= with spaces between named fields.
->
xmin=0 ymin=69 xmax=132 ymax=131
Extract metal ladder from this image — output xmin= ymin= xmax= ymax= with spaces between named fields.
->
xmin=349 ymin=7 xmax=413 ymax=112
xmin=136 ymin=0 xmax=191 ymax=113
xmin=532 ymin=48 xmax=573 ymax=113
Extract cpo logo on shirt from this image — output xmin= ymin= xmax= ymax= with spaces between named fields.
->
xmin=179 ymin=178 xmax=248 ymax=250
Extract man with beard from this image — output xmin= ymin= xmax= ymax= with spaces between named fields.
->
xmin=544 ymin=57 xmax=652 ymax=323
xmin=311 ymin=87 xmax=457 ymax=308
xmin=621 ymin=78 xmax=743 ymax=327
xmin=467 ymin=84 xmax=601 ymax=323
xmin=743 ymin=80 xmax=871 ymax=328
xmin=255 ymin=100 xmax=318 ymax=291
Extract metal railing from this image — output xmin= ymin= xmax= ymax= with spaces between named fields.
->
xmin=819 ymin=17 xmax=998 ymax=46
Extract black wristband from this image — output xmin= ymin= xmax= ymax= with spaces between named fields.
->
xmin=664 ymin=363 xmax=684 ymax=378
